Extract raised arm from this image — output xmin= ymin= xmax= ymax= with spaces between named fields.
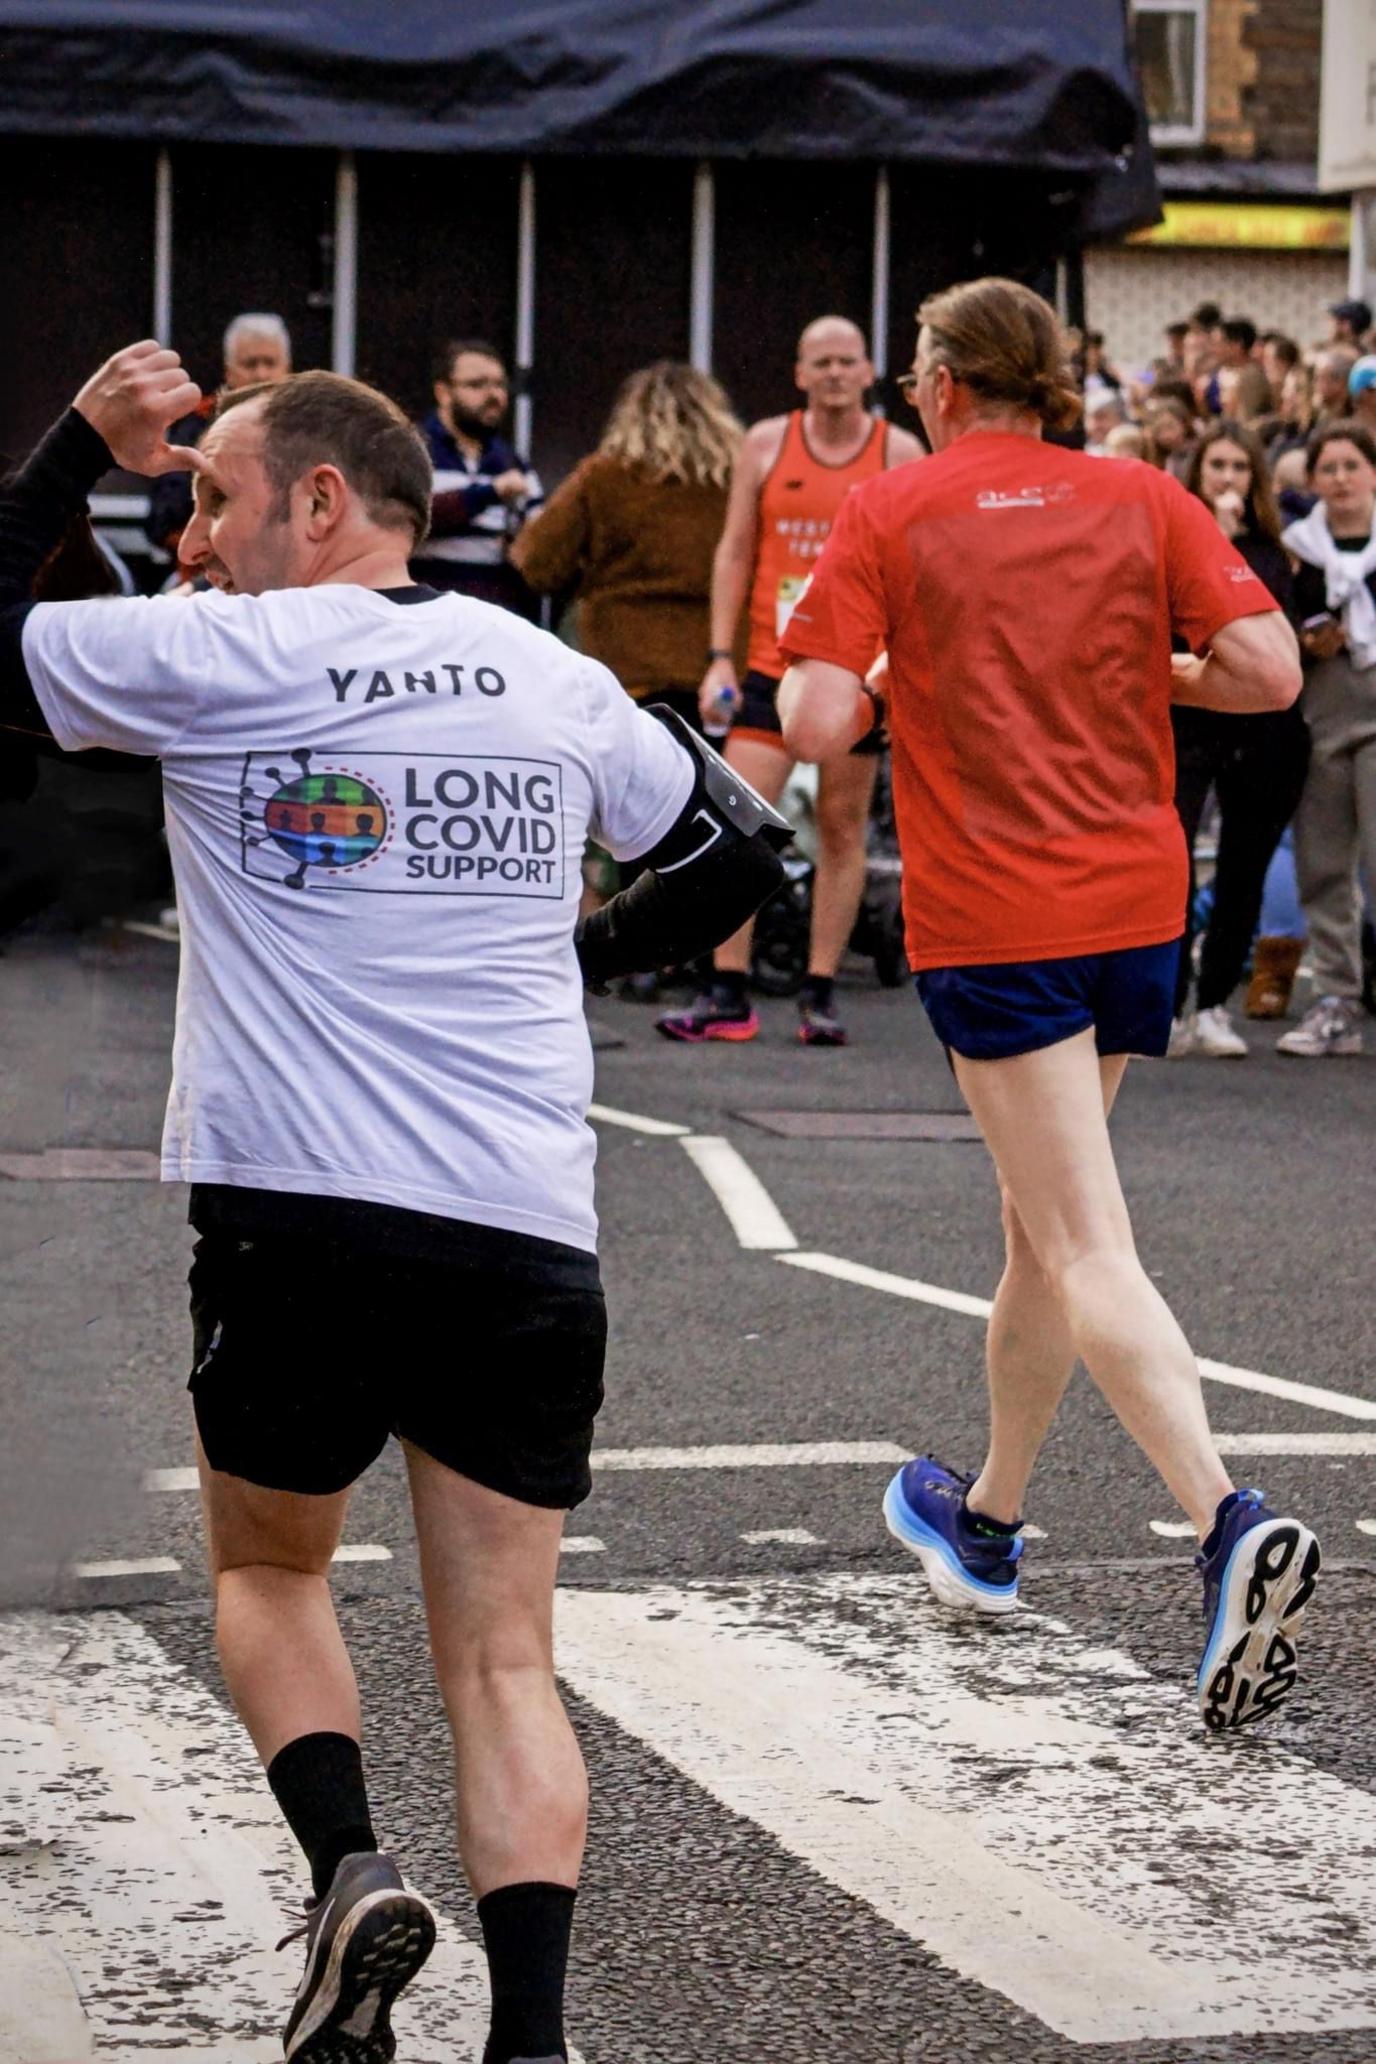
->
xmin=0 ymin=342 xmax=204 ymax=744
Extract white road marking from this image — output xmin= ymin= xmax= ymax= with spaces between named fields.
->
xmin=1356 ymin=1520 xmax=1376 ymax=1536
xmin=679 ymin=1135 xmax=797 ymax=1249
xmin=120 ymin=920 xmax=180 ymax=945
xmin=1214 ymin=1431 xmax=1376 ymax=1455
xmin=0 ymin=1612 xmax=497 ymax=2059
xmin=593 ymin=1442 xmax=906 ymax=1471
xmin=1194 ymin=1354 xmax=1376 ymax=1420
xmin=555 ymin=1573 xmax=1376 ymax=2044
xmin=331 ymin=1543 xmax=392 ymax=1563
xmin=70 ymin=1555 xmax=180 ymax=1579
xmin=587 ymin=1101 xmax=690 ymax=1137
xmin=0 ymin=1147 xmax=162 ymax=1182
xmin=145 ymin=1465 xmax=199 ymax=1491
xmin=779 ymin=1248 xmax=994 ymax=1317
xmin=1148 ymin=1520 xmax=1197 ymax=1539
xmin=561 ymin=1536 xmax=607 ymax=1554
xmin=741 ymin=1528 xmax=821 ymax=1546
xmin=1021 ymin=1522 xmax=1047 ymax=1539
xmin=779 ymin=1250 xmax=1376 ymax=1420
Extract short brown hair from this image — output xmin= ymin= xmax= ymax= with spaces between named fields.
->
xmin=217 ymin=372 xmax=432 ymax=548
xmin=1305 ymin=418 xmax=1376 ymax=477
xmin=917 ymin=277 xmax=1082 ymax=432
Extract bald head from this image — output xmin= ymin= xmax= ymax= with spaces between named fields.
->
xmin=798 ymin=315 xmax=867 ymax=362
xmin=795 ymin=316 xmax=873 ymax=417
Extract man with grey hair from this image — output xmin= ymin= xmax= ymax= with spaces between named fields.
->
xmin=144 ymin=312 xmax=293 ymax=556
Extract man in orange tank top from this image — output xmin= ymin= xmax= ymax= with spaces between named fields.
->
xmin=656 ymin=316 xmax=922 ymax=1046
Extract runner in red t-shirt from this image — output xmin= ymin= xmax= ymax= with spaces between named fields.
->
xmin=778 ymin=277 xmax=1320 ymax=1731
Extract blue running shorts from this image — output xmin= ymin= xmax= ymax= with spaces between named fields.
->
xmin=914 ymin=940 xmax=1181 ymax=1063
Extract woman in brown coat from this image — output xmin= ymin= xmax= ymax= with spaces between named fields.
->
xmin=511 ymin=361 xmax=744 ymax=730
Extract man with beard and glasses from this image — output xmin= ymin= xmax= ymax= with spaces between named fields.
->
xmin=412 ymin=338 xmax=544 ymax=619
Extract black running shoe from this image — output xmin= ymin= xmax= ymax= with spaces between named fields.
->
xmin=281 ymin=1851 xmax=436 ymax=2062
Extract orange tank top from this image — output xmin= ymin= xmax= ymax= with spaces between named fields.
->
xmin=746 ymin=410 xmax=889 ymax=679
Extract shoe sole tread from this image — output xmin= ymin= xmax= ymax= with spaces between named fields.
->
xmin=1199 ymin=1519 xmax=1321 ymax=1732
xmin=286 ymin=1890 xmax=436 ymax=2063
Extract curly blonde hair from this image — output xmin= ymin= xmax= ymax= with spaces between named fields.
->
xmin=599 ymin=361 xmax=742 ymax=488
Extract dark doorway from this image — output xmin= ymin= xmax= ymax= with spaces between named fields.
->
xmin=713 ymin=163 xmax=875 ymax=429
xmin=356 ymin=154 xmax=522 ymax=425
xmin=0 ymin=141 xmax=155 ymax=462
xmin=169 ymin=146 xmax=335 ymax=390
xmin=531 ymin=158 xmax=693 ymax=487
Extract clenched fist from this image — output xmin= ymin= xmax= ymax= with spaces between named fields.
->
xmin=74 ymin=341 xmax=208 ymax=479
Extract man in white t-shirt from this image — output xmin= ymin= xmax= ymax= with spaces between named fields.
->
xmin=0 ymin=342 xmax=786 ymax=2064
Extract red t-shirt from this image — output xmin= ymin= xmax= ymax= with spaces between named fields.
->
xmin=779 ymin=432 xmax=1277 ymax=970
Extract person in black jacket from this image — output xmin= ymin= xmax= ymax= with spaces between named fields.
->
xmin=1168 ymin=419 xmax=1310 ymax=1056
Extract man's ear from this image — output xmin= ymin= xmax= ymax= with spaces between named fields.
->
xmin=302 ymin=464 xmax=349 ymax=536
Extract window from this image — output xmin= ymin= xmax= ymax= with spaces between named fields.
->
xmin=1132 ymin=1 xmax=1207 ymax=147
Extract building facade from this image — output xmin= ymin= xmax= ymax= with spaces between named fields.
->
xmin=1086 ymin=0 xmax=1350 ymax=369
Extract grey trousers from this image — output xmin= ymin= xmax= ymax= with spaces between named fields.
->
xmin=1294 ymin=656 xmax=1376 ymax=999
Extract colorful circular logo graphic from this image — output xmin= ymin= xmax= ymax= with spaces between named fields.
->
xmin=263 ymin=770 xmax=388 ymax=872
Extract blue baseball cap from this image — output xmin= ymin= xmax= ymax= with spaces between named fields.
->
xmin=1349 ymin=355 xmax=1376 ymax=398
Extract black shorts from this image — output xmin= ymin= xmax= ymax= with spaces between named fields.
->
xmin=733 ymin=668 xmax=885 ymax=757
xmin=188 ymin=1220 xmax=606 ymax=1507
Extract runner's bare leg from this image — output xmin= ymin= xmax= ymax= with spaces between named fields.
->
xmin=953 ymin=1029 xmax=1233 ymax=1536
xmin=809 ymin=748 xmax=878 ymax=976
xmin=967 ymin=1058 xmax=1127 ymax=1524
xmin=198 ymin=1441 xmax=358 ymax=1759
xmin=712 ymin=736 xmax=792 ymax=976
xmin=405 ymin=1444 xmax=585 ymax=1894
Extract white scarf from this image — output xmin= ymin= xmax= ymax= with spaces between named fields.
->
xmin=1282 ymin=503 xmax=1376 ymax=670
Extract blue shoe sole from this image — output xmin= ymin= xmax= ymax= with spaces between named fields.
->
xmin=1197 ymin=1515 xmax=1321 ymax=1731
xmin=882 ymin=1470 xmax=1019 ymax=1615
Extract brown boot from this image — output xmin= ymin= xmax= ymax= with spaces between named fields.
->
xmin=1245 ymin=935 xmax=1303 ymax=1019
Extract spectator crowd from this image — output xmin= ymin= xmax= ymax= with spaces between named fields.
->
xmin=4 ymin=285 xmax=1375 ymax=1061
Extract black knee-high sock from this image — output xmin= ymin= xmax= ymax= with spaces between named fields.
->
xmin=478 ymin=1881 xmax=576 ymax=2064
xmin=267 ymin=1732 xmax=378 ymax=1902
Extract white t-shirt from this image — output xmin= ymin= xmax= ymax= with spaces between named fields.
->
xmin=22 ymin=583 xmax=693 ymax=1253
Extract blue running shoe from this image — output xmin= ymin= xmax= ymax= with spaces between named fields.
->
xmin=883 ymin=1456 xmax=1023 ymax=1614
xmin=1196 ymin=1489 xmax=1320 ymax=1732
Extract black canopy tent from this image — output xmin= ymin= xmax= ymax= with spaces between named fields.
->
xmin=0 ymin=1 xmax=1158 ymax=469
xmin=0 ymin=0 xmax=1156 ymax=219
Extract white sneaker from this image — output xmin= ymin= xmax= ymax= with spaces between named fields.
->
xmin=1276 ymin=995 xmax=1363 ymax=1057
xmin=1192 ymin=1005 xmax=1248 ymax=1057
xmin=1166 ymin=1014 xmax=1195 ymax=1058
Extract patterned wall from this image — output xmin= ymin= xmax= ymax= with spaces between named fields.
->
xmin=1083 ymin=244 xmax=1350 ymax=375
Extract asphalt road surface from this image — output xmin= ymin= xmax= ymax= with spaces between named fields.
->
xmin=2 ymin=927 xmax=1374 ymax=2064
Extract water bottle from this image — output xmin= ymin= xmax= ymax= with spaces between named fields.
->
xmin=704 ymin=681 xmax=740 ymax=742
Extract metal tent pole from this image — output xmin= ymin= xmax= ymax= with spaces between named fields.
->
xmin=514 ymin=161 xmax=537 ymax=457
xmin=690 ymin=162 xmax=716 ymax=372
xmin=332 ymin=151 xmax=358 ymax=377
xmin=870 ymin=164 xmax=891 ymax=390
xmin=153 ymin=148 xmax=173 ymax=345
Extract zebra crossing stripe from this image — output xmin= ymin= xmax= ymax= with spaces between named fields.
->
xmin=554 ymin=1571 xmax=1376 ymax=2045
xmin=0 ymin=1612 xmax=494 ymax=2060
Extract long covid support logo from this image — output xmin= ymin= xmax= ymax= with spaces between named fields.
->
xmin=240 ymin=749 xmax=565 ymax=898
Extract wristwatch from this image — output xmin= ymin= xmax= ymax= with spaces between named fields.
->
xmin=707 ymin=647 xmax=734 ymax=662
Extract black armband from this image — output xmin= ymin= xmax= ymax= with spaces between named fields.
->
xmin=575 ymin=707 xmax=791 ymax=988
xmin=0 ymin=408 xmax=114 ymax=611
xmin=0 ymin=407 xmax=115 ymax=742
